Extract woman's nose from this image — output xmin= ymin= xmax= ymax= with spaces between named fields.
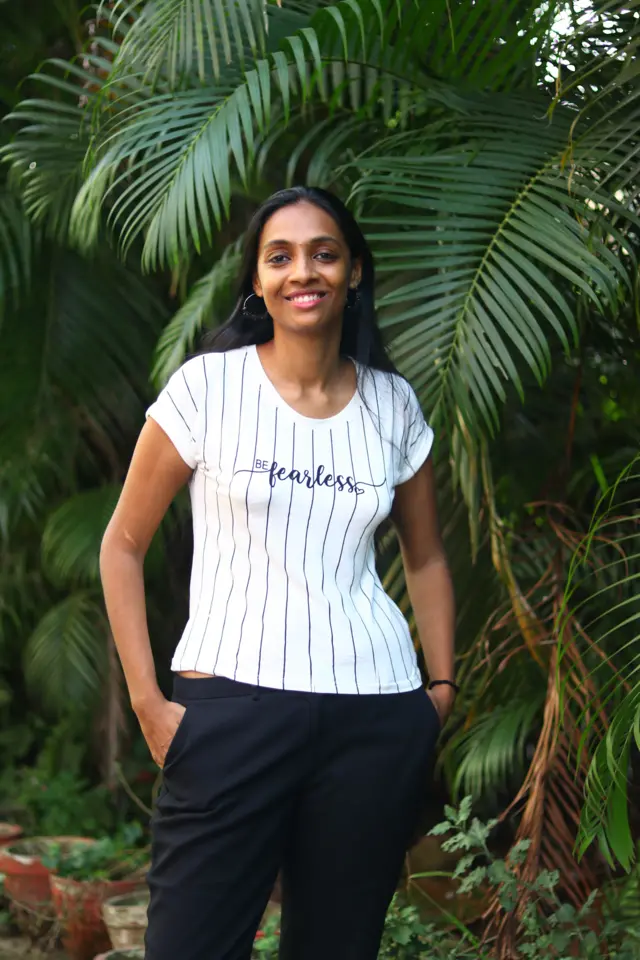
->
xmin=289 ymin=253 xmax=318 ymax=283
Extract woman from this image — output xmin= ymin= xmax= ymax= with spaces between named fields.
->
xmin=100 ymin=186 xmax=456 ymax=960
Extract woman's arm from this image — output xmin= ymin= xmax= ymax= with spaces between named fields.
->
xmin=391 ymin=457 xmax=456 ymax=723
xmin=100 ymin=418 xmax=193 ymax=766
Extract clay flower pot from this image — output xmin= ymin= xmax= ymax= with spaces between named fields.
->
xmin=0 ymin=822 xmax=23 ymax=847
xmin=101 ymin=888 xmax=149 ymax=949
xmin=51 ymin=874 xmax=143 ymax=960
xmin=0 ymin=836 xmax=95 ymax=937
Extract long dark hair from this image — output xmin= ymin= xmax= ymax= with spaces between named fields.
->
xmin=202 ymin=186 xmax=398 ymax=374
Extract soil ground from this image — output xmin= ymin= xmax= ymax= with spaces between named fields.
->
xmin=0 ymin=938 xmax=65 ymax=960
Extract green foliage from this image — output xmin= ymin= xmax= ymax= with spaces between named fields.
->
xmin=415 ymin=801 xmax=640 ymax=958
xmin=0 ymin=190 xmax=34 ymax=314
xmin=7 ymin=769 xmax=116 ymax=838
xmin=151 ymin=236 xmax=243 ymax=384
xmin=558 ymin=457 xmax=640 ymax=870
xmin=23 ymin=593 xmax=109 ymax=714
xmin=377 ymin=900 xmax=435 ymax=958
xmin=41 ymin=823 xmax=148 ymax=881
xmin=252 ymin=911 xmax=280 ymax=956
xmin=449 ymin=698 xmax=542 ymax=801
xmin=250 ymin=802 xmax=640 ymax=957
xmin=0 ymin=0 xmax=639 ymax=907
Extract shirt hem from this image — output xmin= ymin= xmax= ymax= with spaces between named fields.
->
xmin=170 ymin=660 xmax=423 ymax=695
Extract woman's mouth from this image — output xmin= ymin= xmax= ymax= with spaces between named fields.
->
xmin=285 ymin=291 xmax=327 ymax=309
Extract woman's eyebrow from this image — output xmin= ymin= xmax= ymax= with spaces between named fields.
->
xmin=263 ymin=234 xmax=340 ymax=249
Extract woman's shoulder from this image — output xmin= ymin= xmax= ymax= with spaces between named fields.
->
xmin=178 ymin=345 xmax=250 ymax=381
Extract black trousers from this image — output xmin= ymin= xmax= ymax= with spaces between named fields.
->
xmin=145 ymin=675 xmax=440 ymax=960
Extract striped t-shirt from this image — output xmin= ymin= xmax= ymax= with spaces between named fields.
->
xmin=146 ymin=344 xmax=434 ymax=695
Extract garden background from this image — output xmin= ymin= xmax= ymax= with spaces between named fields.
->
xmin=0 ymin=0 xmax=639 ymax=956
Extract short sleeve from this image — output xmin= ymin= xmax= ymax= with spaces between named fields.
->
xmin=145 ymin=358 xmax=204 ymax=468
xmin=395 ymin=382 xmax=434 ymax=485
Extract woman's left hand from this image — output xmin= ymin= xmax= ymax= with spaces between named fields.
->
xmin=427 ymin=685 xmax=456 ymax=728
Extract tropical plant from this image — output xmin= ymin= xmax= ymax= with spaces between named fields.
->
xmin=1 ymin=0 xmax=639 ymax=947
xmin=0 ymin=1 xmax=176 ymax=796
xmin=557 ymin=457 xmax=640 ymax=871
xmin=252 ymin=801 xmax=640 ymax=957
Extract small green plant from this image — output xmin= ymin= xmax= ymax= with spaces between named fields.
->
xmin=243 ymin=801 xmax=640 ymax=959
xmin=409 ymin=798 xmax=640 ymax=958
xmin=377 ymin=898 xmax=435 ymax=958
xmin=252 ymin=911 xmax=280 ymax=957
xmin=41 ymin=823 xmax=148 ymax=882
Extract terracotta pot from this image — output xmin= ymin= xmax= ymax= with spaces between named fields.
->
xmin=101 ymin=888 xmax=149 ymax=949
xmin=0 ymin=822 xmax=23 ymax=846
xmin=0 ymin=836 xmax=95 ymax=911
xmin=51 ymin=874 xmax=144 ymax=960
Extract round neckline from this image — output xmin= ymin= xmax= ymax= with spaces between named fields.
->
xmin=250 ymin=344 xmax=361 ymax=425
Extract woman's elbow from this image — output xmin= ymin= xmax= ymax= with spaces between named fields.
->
xmin=100 ymin=520 xmax=145 ymax=575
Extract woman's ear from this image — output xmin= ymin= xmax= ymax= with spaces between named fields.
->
xmin=350 ymin=259 xmax=362 ymax=289
xmin=253 ymin=272 xmax=263 ymax=298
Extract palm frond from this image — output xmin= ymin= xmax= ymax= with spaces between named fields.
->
xmin=350 ymin=102 xmax=636 ymax=444
xmin=450 ymin=698 xmax=542 ymax=801
xmin=41 ymin=486 xmax=123 ymax=587
xmin=24 ymin=593 xmax=109 ymax=715
xmin=2 ymin=81 xmax=89 ymax=242
xmin=152 ymin=237 xmax=243 ymax=385
xmin=46 ymin=249 xmax=166 ymax=435
xmin=558 ymin=456 xmax=640 ymax=870
xmin=69 ymin=0 xmax=477 ymax=267
xmin=0 ymin=190 xmax=35 ymax=313
xmin=109 ymin=0 xmax=269 ymax=85
xmin=1 ymin=38 xmax=149 ymax=246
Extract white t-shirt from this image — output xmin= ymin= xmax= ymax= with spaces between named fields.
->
xmin=146 ymin=344 xmax=434 ymax=695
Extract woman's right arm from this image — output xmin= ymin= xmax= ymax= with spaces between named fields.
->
xmin=100 ymin=418 xmax=193 ymax=767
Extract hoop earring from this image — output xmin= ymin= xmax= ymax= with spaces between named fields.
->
xmin=346 ymin=287 xmax=361 ymax=312
xmin=243 ymin=293 xmax=268 ymax=320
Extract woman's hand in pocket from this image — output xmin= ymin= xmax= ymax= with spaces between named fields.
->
xmin=427 ymin=685 xmax=455 ymax=729
xmin=134 ymin=695 xmax=187 ymax=768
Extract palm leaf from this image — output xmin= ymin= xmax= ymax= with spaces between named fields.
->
xmin=2 ymin=88 xmax=90 ymax=243
xmin=558 ymin=456 xmax=640 ymax=870
xmin=67 ymin=0 xmax=486 ymax=267
xmin=8 ymin=0 xmax=563 ymax=266
xmin=24 ymin=593 xmax=108 ymax=715
xmin=42 ymin=485 xmax=169 ymax=588
xmin=41 ymin=486 xmax=123 ymax=587
xmin=450 ymin=699 xmax=542 ymax=801
xmin=152 ymin=236 xmax=243 ymax=385
xmin=0 ymin=190 xmax=35 ymax=313
xmin=349 ymin=101 xmax=636 ymax=445
xmin=108 ymin=0 xmax=269 ymax=85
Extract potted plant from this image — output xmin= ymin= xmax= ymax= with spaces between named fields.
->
xmin=45 ymin=826 xmax=149 ymax=960
xmin=0 ymin=836 xmax=95 ymax=937
xmin=0 ymin=822 xmax=23 ymax=846
xmin=102 ymin=888 xmax=149 ymax=949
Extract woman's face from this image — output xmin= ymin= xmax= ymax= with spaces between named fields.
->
xmin=253 ymin=201 xmax=361 ymax=338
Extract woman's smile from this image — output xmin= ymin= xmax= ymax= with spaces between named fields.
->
xmin=254 ymin=201 xmax=357 ymax=333
xmin=284 ymin=290 xmax=328 ymax=309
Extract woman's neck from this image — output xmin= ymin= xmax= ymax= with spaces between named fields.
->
xmin=258 ymin=330 xmax=345 ymax=391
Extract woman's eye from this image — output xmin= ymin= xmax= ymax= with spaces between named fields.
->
xmin=316 ymin=251 xmax=338 ymax=261
xmin=268 ymin=254 xmax=289 ymax=264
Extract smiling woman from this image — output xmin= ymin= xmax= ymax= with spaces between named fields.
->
xmin=99 ymin=186 xmax=457 ymax=960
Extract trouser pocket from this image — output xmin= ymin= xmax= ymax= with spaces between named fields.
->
xmin=162 ymin=704 xmax=191 ymax=769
